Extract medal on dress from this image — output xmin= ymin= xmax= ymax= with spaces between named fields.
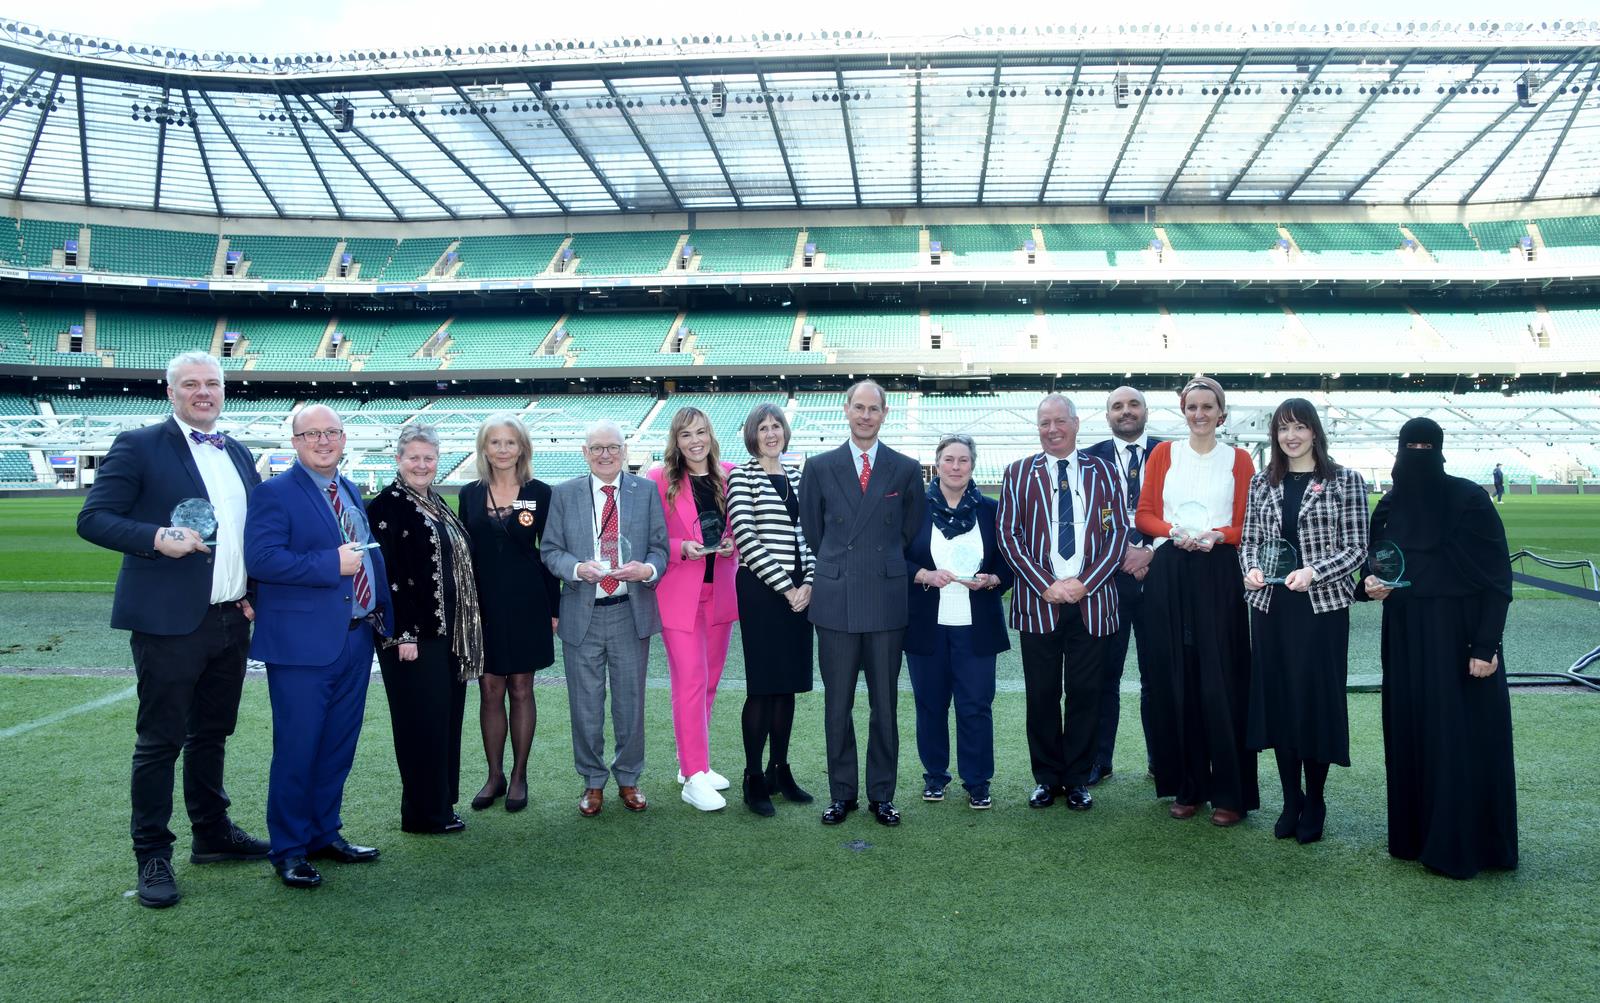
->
xmin=517 ymin=509 xmax=535 ymax=527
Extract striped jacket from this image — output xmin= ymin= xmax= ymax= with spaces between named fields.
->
xmin=997 ymin=451 xmax=1129 ymax=637
xmin=1238 ymin=466 xmax=1370 ymax=614
xmin=727 ymin=459 xmax=814 ymax=594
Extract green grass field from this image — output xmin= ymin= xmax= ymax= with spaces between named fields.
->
xmin=2 ymin=493 xmax=1598 ymax=1000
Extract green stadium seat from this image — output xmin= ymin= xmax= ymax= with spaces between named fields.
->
xmin=94 ymin=309 xmax=215 ymax=370
xmin=90 ymin=225 xmax=216 ymax=278
xmin=225 ymin=235 xmax=340 ymax=281
xmin=339 ymin=238 xmax=399 ymax=280
xmin=930 ymin=224 xmax=1033 ymax=269
xmin=0 ymin=450 xmax=37 ymax=483
xmin=380 ymin=237 xmax=455 ymax=280
xmin=806 ymin=226 xmax=920 ymax=270
xmin=443 ymin=314 xmax=568 ymax=369
xmin=18 ymin=220 xmax=81 ymax=268
xmin=679 ymin=311 xmax=821 ymax=366
xmin=558 ymin=313 xmax=696 ymax=367
xmin=803 ymin=308 xmax=919 ymax=352
xmin=568 ymin=231 xmax=682 ymax=276
xmin=454 ymin=234 xmax=566 ymax=279
xmin=686 ymin=228 xmax=797 ymax=273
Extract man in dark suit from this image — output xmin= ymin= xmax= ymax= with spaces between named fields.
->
xmin=245 ymin=404 xmax=392 ymax=890
xmin=77 ymin=351 xmax=268 ymax=909
xmin=540 ymin=419 xmax=669 ymax=817
xmin=799 ymin=380 xmax=923 ymax=827
xmin=997 ymin=394 xmax=1129 ymax=812
xmin=1082 ymin=385 xmax=1162 ymax=785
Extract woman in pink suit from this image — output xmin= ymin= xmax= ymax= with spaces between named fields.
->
xmin=647 ymin=407 xmax=739 ymax=812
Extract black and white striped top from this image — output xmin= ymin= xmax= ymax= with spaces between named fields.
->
xmin=727 ymin=459 xmax=814 ymax=594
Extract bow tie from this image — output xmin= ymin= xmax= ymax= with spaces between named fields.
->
xmin=189 ymin=430 xmax=226 ymax=450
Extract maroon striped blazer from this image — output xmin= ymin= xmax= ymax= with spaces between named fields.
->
xmin=997 ymin=451 xmax=1130 ymax=638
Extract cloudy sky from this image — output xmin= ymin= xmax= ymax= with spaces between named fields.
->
xmin=15 ymin=0 xmax=1550 ymax=55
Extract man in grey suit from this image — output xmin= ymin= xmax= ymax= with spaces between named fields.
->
xmin=540 ymin=420 xmax=669 ymax=817
xmin=799 ymin=380 xmax=924 ymax=827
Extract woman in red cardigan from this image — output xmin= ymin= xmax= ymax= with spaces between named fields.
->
xmin=1134 ymin=376 xmax=1257 ymax=826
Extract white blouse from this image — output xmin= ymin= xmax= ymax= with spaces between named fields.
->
xmin=1159 ymin=440 xmax=1239 ymax=545
xmin=929 ymin=521 xmax=984 ymax=627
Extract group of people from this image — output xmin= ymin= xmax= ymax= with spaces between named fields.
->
xmin=78 ymin=351 xmax=1520 ymax=909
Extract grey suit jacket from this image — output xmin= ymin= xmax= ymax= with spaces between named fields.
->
xmin=540 ymin=472 xmax=669 ymax=644
xmin=799 ymin=441 xmax=924 ymax=634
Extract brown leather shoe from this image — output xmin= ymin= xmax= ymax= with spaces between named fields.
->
xmin=578 ymin=788 xmax=603 ymax=817
xmin=618 ymin=786 xmax=647 ymax=812
xmin=1169 ymin=801 xmax=1198 ymax=819
xmin=1211 ymin=807 xmax=1245 ymax=827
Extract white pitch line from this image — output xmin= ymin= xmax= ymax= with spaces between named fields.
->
xmin=0 ymin=684 xmax=136 ymax=740
xmin=2 ymin=581 xmax=116 ymax=587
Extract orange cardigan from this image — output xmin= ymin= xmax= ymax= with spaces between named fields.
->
xmin=1134 ymin=441 xmax=1254 ymax=546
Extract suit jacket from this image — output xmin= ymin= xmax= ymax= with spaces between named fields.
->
xmin=77 ymin=416 xmax=261 ymax=635
xmin=244 ymin=464 xmax=393 ymax=666
xmin=645 ymin=462 xmax=739 ymax=632
xmin=798 ymin=441 xmax=924 ymax=634
xmin=1238 ymin=466 xmax=1370 ymax=615
xmin=540 ymin=472 xmax=669 ymax=644
xmin=996 ymin=451 xmax=1129 ymax=637
xmin=1083 ymin=435 xmax=1164 ymax=542
xmin=903 ymin=493 xmax=1015 ymax=657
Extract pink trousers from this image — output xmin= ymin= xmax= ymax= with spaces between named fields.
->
xmin=661 ymin=583 xmax=734 ymax=777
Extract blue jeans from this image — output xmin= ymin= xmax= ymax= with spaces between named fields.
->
xmin=906 ymin=624 xmax=997 ymax=796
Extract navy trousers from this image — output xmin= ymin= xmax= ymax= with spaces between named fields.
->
xmin=264 ymin=623 xmax=374 ymax=863
xmin=906 ymin=624 xmax=997 ymax=796
xmin=1092 ymin=571 xmax=1149 ymax=770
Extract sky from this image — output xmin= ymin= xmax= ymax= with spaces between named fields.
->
xmin=9 ymin=0 xmax=1566 ymax=56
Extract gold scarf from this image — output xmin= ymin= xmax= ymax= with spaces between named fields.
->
xmin=394 ymin=480 xmax=484 ymax=682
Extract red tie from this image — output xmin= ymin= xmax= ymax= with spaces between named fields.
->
xmin=859 ymin=451 xmax=871 ymax=494
xmin=598 ymin=484 xmax=620 ymax=596
xmin=328 ymin=482 xmax=373 ymax=609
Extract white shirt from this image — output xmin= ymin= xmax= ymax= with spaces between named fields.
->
xmin=578 ymin=473 xmax=658 ymax=595
xmin=1157 ymin=440 xmax=1239 ymax=551
xmin=929 ymin=520 xmax=983 ymax=627
xmin=1045 ymin=450 xmax=1087 ymax=580
xmin=175 ymin=418 xmax=248 ymax=604
xmin=1108 ymin=433 xmax=1150 ymax=532
xmin=849 ymin=439 xmax=881 ymax=481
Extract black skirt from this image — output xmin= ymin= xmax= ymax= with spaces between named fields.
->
xmin=1137 ymin=542 xmax=1258 ymax=812
xmin=1246 ymin=587 xmax=1351 ymax=766
xmin=735 ymin=566 xmax=814 ymax=696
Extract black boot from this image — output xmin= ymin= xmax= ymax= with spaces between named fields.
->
xmin=743 ymin=770 xmax=775 ymax=817
xmin=1274 ymin=792 xmax=1304 ymax=839
xmin=766 ymin=763 xmax=814 ymax=804
xmin=1296 ymin=796 xmax=1326 ymax=844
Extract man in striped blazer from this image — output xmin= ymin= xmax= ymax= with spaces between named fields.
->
xmin=997 ymin=394 xmax=1130 ymax=812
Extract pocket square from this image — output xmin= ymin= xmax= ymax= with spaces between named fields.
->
xmin=885 ymin=491 xmax=899 ymax=498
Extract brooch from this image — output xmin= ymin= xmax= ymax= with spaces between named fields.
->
xmin=518 ymin=510 xmax=535 ymax=527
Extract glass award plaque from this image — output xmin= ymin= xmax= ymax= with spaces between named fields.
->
xmin=1173 ymin=500 xmax=1210 ymax=540
xmin=1370 ymin=541 xmax=1411 ymax=589
xmin=338 ymin=506 xmax=381 ymax=551
xmin=1259 ymin=538 xmax=1299 ymax=585
xmin=597 ymin=535 xmax=633 ymax=573
xmin=171 ymin=498 xmax=218 ymax=546
xmin=698 ymin=509 xmax=733 ymax=555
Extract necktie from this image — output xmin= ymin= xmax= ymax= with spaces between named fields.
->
xmin=1057 ymin=458 xmax=1075 ymax=561
xmin=189 ymin=430 xmax=226 ymax=450
xmin=859 ymin=452 xmax=872 ymax=494
xmin=1126 ymin=444 xmax=1145 ymax=546
xmin=327 ymin=482 xmax=373 ymax=610
xmin=598 ymin=484 xmax=620 ymax=596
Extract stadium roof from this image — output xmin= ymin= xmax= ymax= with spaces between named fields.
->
xmin=3 ymin=20 xmax=1599 ymax=220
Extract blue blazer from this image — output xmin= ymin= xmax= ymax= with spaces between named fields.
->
xmin=244 ymin=464 xmax=392 ymax=666
xmin=77 ymin=417 xmax=261 ymax=636
xmin=1084 ymin=435 xmax=1163 ymax=545
xmin=903 ymin=493 xmax=1014 ymax=657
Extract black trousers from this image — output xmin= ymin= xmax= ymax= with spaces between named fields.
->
xmin=1092 ymin=571 xmax=1148 ymax=768
xmin=816 ymin=626 xmax=904 ymax=803
xmin=1020 ymin=609 xmax=1108 ymax=789
xmin=378 ymin=637 xmax=467 ymax=829
xmin=127 ymin=602 xmax=251 ymax=861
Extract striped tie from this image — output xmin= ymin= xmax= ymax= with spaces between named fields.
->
xmin=327 ymin=482 xmax=373 ymax=609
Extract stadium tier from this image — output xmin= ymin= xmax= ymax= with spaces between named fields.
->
xmin=566 ymin=230 xmax=683 ymax=276
xmin=225 ymin=234 xmax=340 ymax=281
xmin=453 ymin=234 xmax=566 ymax=279
xmin=90 ymin=224 xmax=217 ymax=278
xmin=685 ymin=228 xmax=796 ymax=273
xmin=930 ymin=224 xmax=1036 ymax=269
xmin=805 ymin=225 xmax=921 ymax=270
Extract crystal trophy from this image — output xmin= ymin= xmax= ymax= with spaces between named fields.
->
xmin=338 ymin=506 xmax=381 ymax=551
xmin=698 ymin=509 xmax=733 ymax=556
xmin=597 ymin=535 xmax=633 ymax=573
xmin=1173 ymin=501 xmax=1210 ymax=540
xmin=1259 ymin=538 xmax=1299 ymax=585
xmin=171 ymin=498 xmax=218 ymax=547
xmin=1369 ymin=541 xmax=1411 ymax=589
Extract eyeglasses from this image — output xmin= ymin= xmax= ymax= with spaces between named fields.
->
xmin=586 ymin=443 xmax=624 ymax=456
xmin=294 ymin=429 xmax=346 ymax=442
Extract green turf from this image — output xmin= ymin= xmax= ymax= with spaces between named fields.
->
xmin=0 ymin=675 xmax=1596 ymax=1001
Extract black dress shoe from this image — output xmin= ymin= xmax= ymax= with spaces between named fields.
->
xmin=471 ymin=777 xmax=507 ymax=811
xmin=136 ymin=857 xmax=181 ymax=908
xmin=403 ymin=815 xmax=467 ymax=835
xmin=505 ymin=787 xmax=528 ymax=814
xmin=274 ymin=856 xmax=322 ymax=889
xmin=1087 ymin=763 xmax=1113 ymax=787
xmin=1029 ymin=784 xmax=1062 ymax=808
xmin=869 ymin=801 xmax=901 ymax=826
xmin=309 ymin=837 xmax=380 ymax=864
xmin=1065 ymin=785 xmax=1093 ymax=811
xmin=820 ymin=799 xmax=858 ymax=825
xmin=190 ymin=821 xmax=270 ymax=864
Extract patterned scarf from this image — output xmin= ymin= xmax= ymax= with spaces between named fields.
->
xmin=394 ymin=479 xmax=484 ymax=681
xmin=927 ymin=478 xmax=982 ymax=540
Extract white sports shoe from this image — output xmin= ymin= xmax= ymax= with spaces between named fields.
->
xmin=677 ymin=769 xmax=731 ymax=791
xmin=680 ymin=772 xmax=727 ymax=812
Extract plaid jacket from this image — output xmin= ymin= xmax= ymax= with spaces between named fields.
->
xmin=1238 ymin=465 xmax=1370 ymax=614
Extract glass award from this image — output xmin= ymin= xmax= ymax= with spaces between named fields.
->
xmin=698 ymin=509 xmax=732 ymax=555
xmin=1259 ymin=538 xmax=1299 ymax=585
xmin=597 ymin=535 xmax=633 ymax=573
xmin=171 ymin=498 xmax=218 ymax=546
xmin=338 ymin=507 xmax=381 ymax=551
xmin=1370 ymin=541 xmax=1411 ymax=589
xmin=1173 ymin=500 xmax=1210 ymax=540
xmin=945 ymin=533 xmax=985 ymax=583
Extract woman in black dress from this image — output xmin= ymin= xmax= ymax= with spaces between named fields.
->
xmin=458 ymin=415 xmax=560 ymax=814
xmin=368 ymin=423 xmax=484 ymax=834
xmin=1361 ymin=418 xmax=1517 ymax=878
xmin=1240 ymin=399 xmax=1369 ymax=843
xmin=725 ymin=403 xmax=815 ymax=815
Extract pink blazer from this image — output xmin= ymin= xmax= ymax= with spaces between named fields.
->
xmin=646 ymin=462 xmax=740 ymax=632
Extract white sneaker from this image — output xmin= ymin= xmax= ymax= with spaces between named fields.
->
xmin=677 ymin=769 xmax=731 ymax=791
xmin=680 ymin=772 xmax=727 ymax=812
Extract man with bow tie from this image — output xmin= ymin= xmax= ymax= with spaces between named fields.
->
xmin=78 ymin=351 xmax=268 ymax=909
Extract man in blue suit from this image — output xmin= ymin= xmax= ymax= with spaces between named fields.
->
xmin=77 ymin=351 xmax=268 ymax=909
xmin=1082 ymin=386 xmax=1161 ymax=785
xmin=245 ymin=404 xmax=392 ymax=889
